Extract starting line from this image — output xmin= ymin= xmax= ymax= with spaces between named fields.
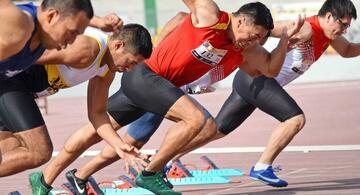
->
xmin=52 ymin=144 xmax=360 ymax=157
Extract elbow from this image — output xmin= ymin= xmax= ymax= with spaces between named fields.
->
xmin=263 ymin=68 xmax=280 ymax=78
xmin=177 ymin=11 xmax=188 ymax=18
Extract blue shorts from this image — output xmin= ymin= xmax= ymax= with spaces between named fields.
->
xmin=127 ymin=98 xmax=212 ymax=142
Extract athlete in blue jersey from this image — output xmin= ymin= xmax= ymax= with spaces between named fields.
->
xmin=0 ymin=0 xmax=110 ymax=178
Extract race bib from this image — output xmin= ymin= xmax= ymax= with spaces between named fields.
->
xmin=191 ymin=41 xmax=227 ymax=66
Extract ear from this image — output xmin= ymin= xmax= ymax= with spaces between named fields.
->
xmin=46 ymin=8 xmax=60 ymax=24
xmin=325 ymin=12 xmax=332 ymax=22
xmin=238 ymin=16 xmax=244 ymax=27
xmin=114 ymin=40 xmax=125 ymax=51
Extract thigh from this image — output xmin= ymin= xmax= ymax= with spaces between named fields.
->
xmin=215 ymin=89 xmax=256 ymax=135
xmin=107 ymin=87 xmax=146 ymax=127
xmin=234 ymin=69 xmax=303 ymax=122
xmin=121 ymin=64 xmax=185 ymax=116
xmin=0 ymin=78 xmax=44 ymax=132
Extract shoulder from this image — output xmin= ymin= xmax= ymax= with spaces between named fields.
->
xmin=0 ymin=3 xmax=34 ymax=59
xmin=72 ymin=35 xmax=101 ymax=68
xmin=189 ymin=0 xmax=220 ymax=27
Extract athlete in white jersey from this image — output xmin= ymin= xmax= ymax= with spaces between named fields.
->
xmin=28 ymin=24 xmax=153 ymax=194
xmin=35 ymin=27 xmax=110 ymax=97
xmin=168 ymin=0 xmax=360 ymax=188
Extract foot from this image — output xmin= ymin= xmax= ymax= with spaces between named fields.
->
xmin=65 ymin=169 xmax=89 ymax=195
xmin=29 ymin=172 xmax=52 ymax=195
xmin=136 ymin=171 xmax=181 ymax=195
xmin=249 ymin=166 xmax=288 ymax=187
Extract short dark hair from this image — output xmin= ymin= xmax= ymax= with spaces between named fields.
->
xmin=41 ymin=0 xmax=94 ymax=19
xmin=318 ymin=0 xmax=357 ymax=20
xmin=111 ymin=24 xmax=153 ymax=59
xmin=233 ymin=2 xmax=274 ymax=31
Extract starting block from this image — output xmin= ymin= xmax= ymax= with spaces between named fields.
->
xmin=168 ymin=156 xmax=244 ymax=178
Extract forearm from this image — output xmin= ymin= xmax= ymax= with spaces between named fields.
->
xmin=90 ymin=114 xmax=126 ymax=150
xmin=343 ymin=43 xmax=360 ymax=58
xmin=89 ymin=16 xmax=102 ymax=28
xmin=266 ymin=36 xmax=289 ymax=76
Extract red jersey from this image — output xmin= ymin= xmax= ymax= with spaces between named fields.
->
xmin=146 ymin=11 xmax=243 ymax=87
xmin=305 ymin=15 xmax=332 ymax=60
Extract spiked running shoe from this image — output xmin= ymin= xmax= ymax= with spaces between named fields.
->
xmin=29 ymin=172 xmax=52 ymax=195
xmin=65 ymin=169 xmax=89 ymax=195
xmin=250 ymin=166 xmax=288 ymax=187
xmin=136 ymin=171 xmax=181 ymax=195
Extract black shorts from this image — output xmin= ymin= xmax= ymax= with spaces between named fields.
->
xmin=108 ymin=64 xmax=185 ymax=126
xmin=217 ymin=69 xmax=303 ymax=135
xmin=0 ymin=65 xmax=48 ymax=132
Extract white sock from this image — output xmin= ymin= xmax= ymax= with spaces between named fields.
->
xmin=166 ymin=160 xmax=174 ymax=167
xmin=254 ymin=162 xmax=270 ymax=171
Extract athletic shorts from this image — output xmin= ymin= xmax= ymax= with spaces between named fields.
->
xmin=0 ymin=65 xmax=49 ymax=132
xmin=217 ymin=69 xmax=303 ymax=135
xmin=127 ymin=97 xmax=212 ymax=142
xmin=108 ymin=63 xmax=185 ymax=126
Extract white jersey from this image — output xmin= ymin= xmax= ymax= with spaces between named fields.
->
xmin=275 ymin=15 xmax=331 ymax=87
xmin=36 ymin=27 xmax=110 ymax=97
xmin=275 ymin=47 xmax=313 ymax=87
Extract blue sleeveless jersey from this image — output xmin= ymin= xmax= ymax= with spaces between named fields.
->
xmin=0 ymin=2 xmax=45 ymax=79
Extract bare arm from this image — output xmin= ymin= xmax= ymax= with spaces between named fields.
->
xmin=0 ymin=1 xmax=33 ymax=60
xmin=89 ymin=14 xmax=123 ymax=32
xmin=272 ymin=17 xmax=312 ymax=45
xmin=331 ymin=36 xmax=360 ymax=58
xmin=155 ymin=12 xmax=188 ymax=47
xmin=242 ymin=15 xmax=306 ymax=77
xmin=243 ymin=36 xmax=289 ymax=77
xmin=36 ymin=35 xmax=98 ymax=68
xmin=87 ymin=73 xmax=147 ymax=170
xmin=182 ymin=0 xmax=219 ymax=27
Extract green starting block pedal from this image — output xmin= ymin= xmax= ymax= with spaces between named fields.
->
xmin=169 ymin=176 xmax=230 ymax=185
xmin=190 ymin=168 xmax=244 ymax=177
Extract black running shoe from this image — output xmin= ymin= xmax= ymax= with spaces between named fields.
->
xmin=65 ymin=169 xmax=88 ymax=195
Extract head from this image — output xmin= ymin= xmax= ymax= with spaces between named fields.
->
xmin=318 ymin=0 xmax=357 ymax=40
xmin=38 ymin=0 xmax=94 ymax=50
xmin=108 ymin=24 xmax=153 ymax=72
xmin=231 ymin=2 xmax=274 ymax=48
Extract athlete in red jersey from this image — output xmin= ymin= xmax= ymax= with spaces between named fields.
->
xmin=167 ymin=0 xmax=360 ymax=188
xmin=146 ymin=11 xmax=244 ymax=87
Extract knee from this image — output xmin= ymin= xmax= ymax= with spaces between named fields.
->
xmin=287 ymin=114 xmax=306 ymax=133
xmin=32 ymin=141 xmax=53 ymax=167
xmin=186 ymin=109 xmax=207 ymax=134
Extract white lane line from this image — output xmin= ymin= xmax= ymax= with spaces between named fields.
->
xmin=206 ymin=168 xmax=308 ymax=195
xmin=52 ymin=144 xmax=360 ymax=157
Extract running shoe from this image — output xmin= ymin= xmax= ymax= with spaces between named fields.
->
xmin=65 ymin=169 xmax=89 ymax=195
xmin=29 ymin=172 xmax=52 ymax=195
xmin=136 ymin=171 xmax=181 ymax=195
xmin=249 ymin=166 xmax=288 ymax=187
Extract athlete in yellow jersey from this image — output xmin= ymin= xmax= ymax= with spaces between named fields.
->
xmin=11 ymin=24 xmax=153 ymax=194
